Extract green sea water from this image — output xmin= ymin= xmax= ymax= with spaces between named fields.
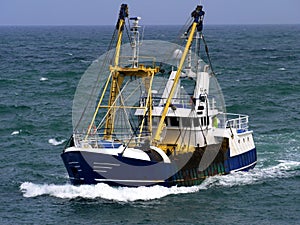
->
xmin=0 ymin=25 xmax=300 ymax=224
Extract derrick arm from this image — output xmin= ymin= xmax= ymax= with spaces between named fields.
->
xmin=85 ymin=4 xmax=128 ymax=139
xmin=104 ymin=4 xmax=129 ymax=140
xmin=153 ymin=20 xmax=198 ymax=145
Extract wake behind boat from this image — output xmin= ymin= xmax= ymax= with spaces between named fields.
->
xmin=61 ymin=4 xmax=257 ymax=187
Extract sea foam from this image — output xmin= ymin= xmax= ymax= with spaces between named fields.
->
xmin=40 ymin=77 xmax=48 ymax=81
xmin=278 ymin=67 xmax=286 ymax=71
xmin=48 ymin=138 xmax=65 ymax=146
xmin=11 ymin=130 xmax=21 ymax=135
xmin=20 ymin=182 xmax=202 ymax=202
xmin=202 ymin=160 xmax=300 ymax=188
xmin=20 ymin=160 xmax=299 ymax=202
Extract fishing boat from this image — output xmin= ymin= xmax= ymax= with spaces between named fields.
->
xmin=61 ymin=4 xmax=257 ymax=187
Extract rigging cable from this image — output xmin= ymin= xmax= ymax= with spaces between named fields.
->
xmin=119 ymin=107 xmax=150 ymax=156
xmin=201 ymin=34 xmax=215 ymax=75
xmin=125 ymin=17 xmax=133 ymax=46
xmin=74 ymin=28 xmax=118 ymax=132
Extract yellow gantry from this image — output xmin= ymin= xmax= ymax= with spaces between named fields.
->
xmin=86 ymin=8 xmax=159 ymax=141
xmin=104 ymin=65 xmax=159 ymax=140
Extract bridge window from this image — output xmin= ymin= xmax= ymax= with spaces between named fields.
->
xmin=169 ymin=117 xmax=179 ymax=127
xmin=182 ymin=118 xmax=192 ymax=127
xmin=193 ymin=118 xmax=200 ymax=127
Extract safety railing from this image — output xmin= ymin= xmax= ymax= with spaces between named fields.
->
xmin=73 ymin=131 xmax=151 ymax=149
xmin=225 ymin=113 xmax=249 ymax=133
xmin=119 ymin=56 xmax=157 ymax=68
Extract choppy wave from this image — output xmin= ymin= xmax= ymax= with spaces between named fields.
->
xmin=277 ymin=67 xmax=286 ymax=71
xmin=203 ymin=160 xmax=300 ymax=188
xmin=80 ymin=60 xmax=91 ymax=64
xmin=48 ymin=138 xmax=66 ymax=146
xmin=20 ymin=182 xmax=202 ymax=202
xmin=20 ymin=160 xmax=299 ymax=202
xmin=11 ymin=130 xmax=21 ymax=135
xmin=40 ymin=77 xmax=48 ymax=81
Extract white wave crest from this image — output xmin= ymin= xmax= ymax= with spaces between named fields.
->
xmin=203 ymin=160 xmax=300 ymax=188
xmin=20 ymin=160 xmax=299 ymax=201
xmin=20 ymin=182 xmax=203 ymax=202
xmin=40 ymin=77 xmax=48 ymax=81
xmin=277 ymin=67 xmax=286 ymax=71
xmin=11 ymin=130 xmax=21 ymax=135
xmin=48 ymin=138 xmax=65 ymax=146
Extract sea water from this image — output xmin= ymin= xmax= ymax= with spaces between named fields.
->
xmin=0 ymin=25 xmax=299 ymax=224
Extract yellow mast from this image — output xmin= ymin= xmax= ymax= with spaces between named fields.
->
xmin=103 ymin=4 xmax=128 ymax=140
xmin=153 ymin=21 xmax=198 ymax=145
xmin=85 ymin=4 xmax=128 ymax=139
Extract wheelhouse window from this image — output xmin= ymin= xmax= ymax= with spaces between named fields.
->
xmin=152 ymin=117 xmax=158 ymax=125
xmin=193 ymin=118 xmax=200 ymax=127
xmin=182 ymin=118 xmax=192 ymax=127
xmin=152 ymin=116 xmax=179 ymax=127
xmin=169 ymin=117 xmax=179 ymax=127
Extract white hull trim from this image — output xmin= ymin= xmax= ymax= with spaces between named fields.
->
xmin=95 ymin=178 xmax=165 ymax=183
xmin=230 ymin=161 xmax=257 ymax=173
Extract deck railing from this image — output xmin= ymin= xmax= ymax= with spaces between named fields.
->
xmin=119 ymin=56 xmax=157 ymax=68
xmin=73 ymin=131 xmax=151 ymax=149
xmin=225 ymin=113 xmax=249 ymax=132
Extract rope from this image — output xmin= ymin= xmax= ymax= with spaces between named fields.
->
xmin=74 ymin=27 xmax=118 ymax=132
xmin=201 ymin=34 xmax=215 ymax=75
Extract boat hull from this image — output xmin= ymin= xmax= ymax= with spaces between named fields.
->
xmin=61 ymin=150 xmax=174 ymax=187
xmin=61 ymin=146 xmax=257 ymax=187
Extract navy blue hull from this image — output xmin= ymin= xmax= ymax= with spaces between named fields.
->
xmin=61 ymin=146 xmax=257 ymax=187
xmin=225 ymin=148 xmax=257 ymax=173
xmin=61 ymin=150 xmax=176 ymax=187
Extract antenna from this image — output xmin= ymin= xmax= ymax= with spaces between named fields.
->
xmin=129 ymin=17 xmax=141 ymax=68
